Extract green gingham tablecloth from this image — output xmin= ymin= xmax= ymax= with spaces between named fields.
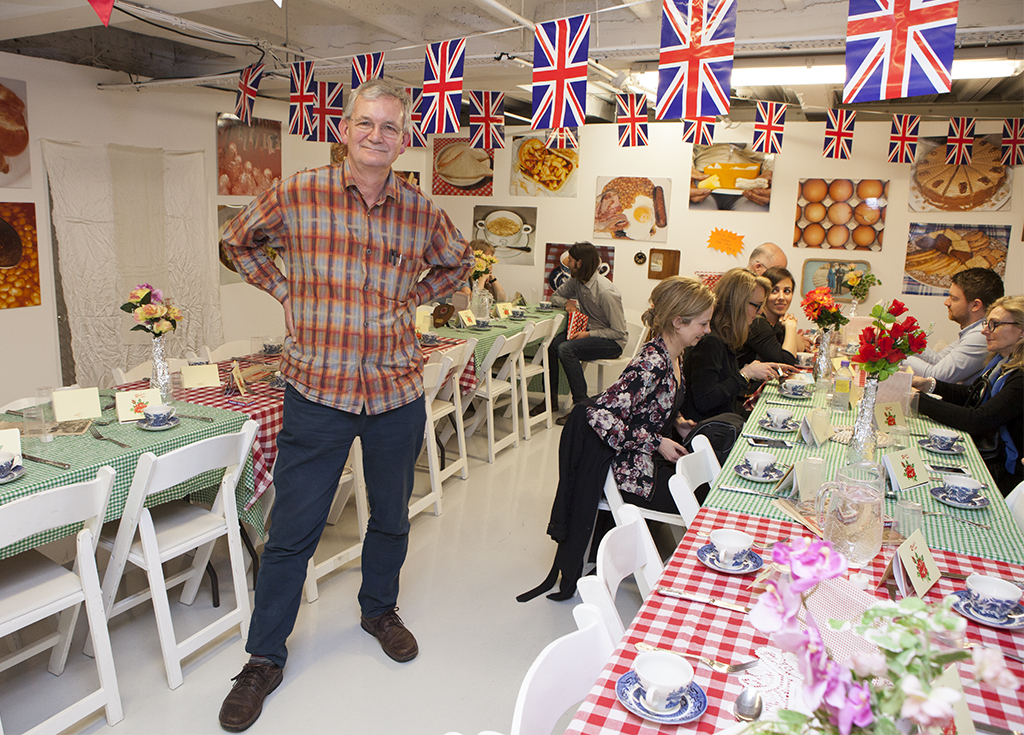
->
xmin=704 ymin=381 xmax=1024 ymax=566
xmin=0 ymin=396 xmax=263 ymax=560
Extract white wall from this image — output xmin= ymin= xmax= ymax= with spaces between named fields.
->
xmin=1 ymin=50 xmax=1020 ymax=406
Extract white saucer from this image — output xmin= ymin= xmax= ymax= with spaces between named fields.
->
xmin=0 ymin=465 xmax=26 ymax=484
xmin=734 ymin=461 xmax=785 ymax=483
xmin=950 ymin=590 xmax=1024 ymax=630
xmin=696 ymin=544 xmax=764 ymax=575
xmin=929 ymin=485 xmax=990 ymax=510
xmin=614 ymin=672 xmax=708 ymax=725
xmin=918 ymin=438 xmax=966 ymax=456
xmin=757 ymin=417 xmax=800 ymax=433
xmin=136 ymin=417 xmax=181 ymax=431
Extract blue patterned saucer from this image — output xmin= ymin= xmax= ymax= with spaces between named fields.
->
xmin=757 ymin=417 xmax=800 ymax=433
xmin=918 ymin=438 xmax=966 ymax=456
xmin=950 ymin=590 xmax=1024 ymax=631
xmin=929 ymin=486 xmax=990 ymax=510
xmin=779 ymin=386 xmax=812 ymax=399
xmin=696 ymin=543 xmax=764 ymax=575
xmin=734 ymin=461 xmax=785 ymax=483
xmin=0 ymin=465 xmax=26 ymax=484
xmin=135 ymin=417 xmax=181 ymax=432
xmin=615 ymin=672 xmax=707 ymax=725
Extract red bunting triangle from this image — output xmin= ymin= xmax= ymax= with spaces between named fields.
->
xmin=87 ymin=0 xmax=115 ymax=27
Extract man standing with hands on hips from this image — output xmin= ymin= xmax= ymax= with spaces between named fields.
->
xmin=218 ymin=79 xmax=473 ymax=731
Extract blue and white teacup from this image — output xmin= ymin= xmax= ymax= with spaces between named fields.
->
xmin=420 ymin=332 xmax=438 ymax=345
xmin=709 ymin=528 xmax=754 ymax=567
xmin=782 ymin=379 xmax=808 ymax=396
xmin=143 ymin=404 xmax=176 ymax=427
xmin=538 ymin=301 xmax=552 ymax=311
xmin=634 ymin=651 xmax=694 ymax=713
xmin=0 ymin=450 xmax=17 ymax=479
xmin=966 ymin=573 xmax=1022 ymax=619
xmin=511 ymin=308 xmax=525 ymax=319
xmin=476 ymin=318 xmax=491 ymax=329
xmin=943 ymin=475 xmax=983 ymax=504
xmin=928 ymin=428 xmax=960 ymax=451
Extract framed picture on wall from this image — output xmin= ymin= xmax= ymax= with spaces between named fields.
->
xmin=800 ymin=258 xmax=871 ymax=304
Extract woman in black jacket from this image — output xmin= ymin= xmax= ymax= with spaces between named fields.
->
xmin=913 ymin=295 xmax=1023 ymax=495
xmin=737 ymin=266 xmax=809 ymax=367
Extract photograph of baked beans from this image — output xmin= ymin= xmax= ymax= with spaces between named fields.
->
xmin=909 ymin=134 xmax=1012 ymax=213
xmin=0 ymin=202 xmax=40 ymax=309
xmin=216 ymin=113 xmax=282 ymax=197
xmin=0 ymin=77 xmax=30 ymax=188
xmin=795 ymin=178 xmax=888 ymax=251
xmin=471 ymin=205 xmax=537 ymax=266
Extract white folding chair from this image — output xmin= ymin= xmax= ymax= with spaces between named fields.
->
xmin=112 ymin=358 xmax=188 ymax=386
xmin=1005 ymin=480 xmax=1024 ymax=534
xmin=464 ymin=325 xmax=534 ymax=463
xmin=1 ymin=397 xmax=37 ymax=413
xmin=417 ymin=344 xmax=471 ymax=510
xmin=519 ymin=315 xmax=565 ymax=440
xmin=578 ymin=504 xmax=664 ymax=638
xmin=96 ymin=421 xmax=258 ymax=689
xmin=203 ymin=339 xmax=255 ymax=363
xmin=591 ymin=318 xmax=649 ymax=394
xmin=509 ymin=603 xmax=615 ymax=735
xmin=410 ymin=355 xmax=453 ymax=520
xmin=0 ymin=467 xmax=123 ymax=734
xmin=669 ymin=434 xmax=722 ymax=525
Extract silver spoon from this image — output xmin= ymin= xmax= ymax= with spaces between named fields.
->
xmin=734 ymin=687 xmax=763 ymax=722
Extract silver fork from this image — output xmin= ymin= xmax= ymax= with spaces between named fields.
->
xmin=923 ymin=511 xmax=990 ymax=530
xmin=634 ymin=642 xmax=759 ymax=674
xmin=88 ymin=424 xmax=130 ymax=449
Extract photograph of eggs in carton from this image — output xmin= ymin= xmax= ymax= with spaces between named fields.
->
xmin=794 ymin=178 xmax=888 ymax=251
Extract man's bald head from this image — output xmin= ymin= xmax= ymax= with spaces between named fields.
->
xmin=748 ymin=242 xmax=787 ymax=275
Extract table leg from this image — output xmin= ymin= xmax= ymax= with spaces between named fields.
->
xmin=239 ymin=521 xmax=260 ymax=588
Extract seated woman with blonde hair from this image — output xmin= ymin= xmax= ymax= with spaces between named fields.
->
xmin=457 ymin=239 xmax=507 ymax=303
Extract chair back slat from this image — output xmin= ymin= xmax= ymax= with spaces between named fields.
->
xmin=0 ymin=467 xmax=115 ymax=549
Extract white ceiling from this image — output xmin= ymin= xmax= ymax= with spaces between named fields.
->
xmin=0 ymin=0 xmax=1021 ymax=122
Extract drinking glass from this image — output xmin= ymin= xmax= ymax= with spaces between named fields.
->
xmin=252 ymin=335 xmax=268 ymax=357
xmin=889 ymin=425 xmax=911 ymax=451
xmin=170 ymin=371 xmax=186 ymax=404
xmin=530 ymin=288 xmax=539 ymax=305
xmin=24 ymin=387 xmax=54 ymax=442
xmin=894 ymin=500 xmax=923 ymax=543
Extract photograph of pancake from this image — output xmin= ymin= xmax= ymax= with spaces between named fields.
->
xmin=0 ymin=77 xmax=30 ymax=189
xmin=689 ymin=143 xmax=773 ymax=213
xmin=216 ymin=113 xmax=282 ymax=197
xmin=799 ymin=258 xmax=871 ymax=304
xmin=432 ymin=137 xmax=493 ymax=196
xmin=795 ymin=178 xmax=888 ymax=251
xmin=902 ymin=223 xmax=1009 ymax=297
xmin=593 ymin=176 xmax=671 ymax=242
xmin=909 ymin=134 xmax=1012 ymax=212
xmin=0 ymin=202 xmax=40 ymax=309
xmin=509 ymin=133 xmax=579 ymax=197
xmin=472 ymin=205 xmax=537 ymax=266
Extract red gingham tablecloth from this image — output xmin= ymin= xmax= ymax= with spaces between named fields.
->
xmin=566 ymin=507 xmax=1024 ymax=733
xmin=423 ymin=337 xmax=476 ymax=395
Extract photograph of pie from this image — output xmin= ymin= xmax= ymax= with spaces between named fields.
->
xmin=909 ymin=134 xmax=1012 ymax=212
xmin=0 ymin=77 xmax=30 ymax=189
xmin=902 ymin=223 xmax=1009 ymax=296
xmin=593 ymin=176 xmax=670 ymax=243
xmin=509 ymin=134 xmax=579 ymax=197
xmin=432 ymin=137 xmax=493 ymax=196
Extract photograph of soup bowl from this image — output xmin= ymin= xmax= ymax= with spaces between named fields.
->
xmin=476 ymin=210 xmax=533 ymax=250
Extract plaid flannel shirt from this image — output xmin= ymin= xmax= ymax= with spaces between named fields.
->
xmin=221 ymin=162 xmax=473 ymax=414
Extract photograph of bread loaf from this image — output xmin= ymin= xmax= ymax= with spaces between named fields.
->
xmin=902 ymin=222 xmax=1009 ymax=297
xmin=909 ymin=135 xmax=1012 ymax=212
xmin=0 ymin=78 xmax=30 ymax=188
xmin=593 ymin=176 xmax=671 ymax=243
xmin=431 ymin=138 xmax=493 ymax=196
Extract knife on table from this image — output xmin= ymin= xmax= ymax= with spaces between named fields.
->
xmin=176 ymin=414 xmax=215 ymax=423
xmin=655 ymin=587 xmax=749 ymax=613
xmin=941 ymin=571 xmax=1024 ymax=589
xmin=719 ymin=485 xmax=786 ymax=499
xmin=974 ymin=723 xmax=1020 ymax=735
xmin=22 ymin=454 xmax=71 ymax=470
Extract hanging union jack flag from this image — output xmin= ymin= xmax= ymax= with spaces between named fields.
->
xmin=351 ymin=52 xmax=385 ymax=90
xmin=546 ymin=127 xmax=579 ymax=149
xmin=752 ymin=101 xmax=786 ymax=155
xmin=682 ymin=118 xmax=715 ymax=146
xmin=468 ymin=91 xmax=505 ymax=149
xmin=655 ymin=0 xmax=736 ymax=122
xmin=288 ymin=60 xmax=316 ymax=137
xmin=1002 ymin=118 xmax=1024 ymax=166
xmin=946 ymin=117 xmax=974 ymax=165
xmin=888 ymin=114 xmax=920 ymax=163
xmin=305 ymin=81 xmax=345 ymax=144
xmin=405 ymin=87 xmax=427 ymax=148
xmin=823 ymin=108 xmax=857 ymax=159
xmin=420 ymin=39 xmax=466 ymax=136
xmin=531 ymin=14 xmax=591 ymax=130
xmin=234 ymin=62 xmax=265 ymax=126
xmin=843 ymin=0 xmax=958 ymax=104
xmin=616 ymin=94 xmax=649 ymax=147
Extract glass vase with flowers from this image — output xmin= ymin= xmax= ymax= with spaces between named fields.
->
xmin=802 ymin=287 xmax=850 ymax=382
xmin=119 ymin=283 xmax=181 ymax=400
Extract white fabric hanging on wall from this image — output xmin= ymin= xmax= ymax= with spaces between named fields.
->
xmin=41 ymin=140 xmax=223 ymax=389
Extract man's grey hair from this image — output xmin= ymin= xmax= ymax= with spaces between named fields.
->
xmin=343 ymin=78 xmax=413 ymax=136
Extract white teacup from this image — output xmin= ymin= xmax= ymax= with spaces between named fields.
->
xmin=783 ymin=379 xmax=807 ymax=396
xmin=0 ymin=450 xmax=18 ymax=479
xmin=966 ymin=573 xmax=1022 ymax=619
xmin=538 ymin=301 xmax=552 ymax=311
xmin=744 ymin=450 xmax=776 ymax=478
xmin=766 ymin=407 xmax=793 ymax=428
xmin=928 ymin=428 xmax=960 ymax=451
xmin=942 ymin=475 xmax=983 ymax=504
xmin=634 ymin=651 xmax=694 ymax=713
xmin=511 ymin=308 xmax=525 ymax=319
xmin=709 ymin=529 xmax=754 ymax=567
xmin=143 ymin=404 xmax=176 ymax=427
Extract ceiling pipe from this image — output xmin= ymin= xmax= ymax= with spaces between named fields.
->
xmin=471 ymin=0 xmax=535 ymax=30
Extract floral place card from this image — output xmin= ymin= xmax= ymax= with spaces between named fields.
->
xmin=801 ymin=412 xmax=834 ymax=447
xmin=457 ymin=310 xmax=476 ymax=328
xmin=895 ymin=529 xmax=940 ymax=597
xmin=181 ymin=364 xmax=221 ymax=388
xmin=874 ymin=401 xmax=905 ymax=428
xmin=51 ymin=387 xmax=102 ymax=422
xmin=882 ymin=445 xmax=928 ymax=492
xmin=115 ymin=389 xmax=161 ymax=423
xmin=935 ymin=664 xmax=976 ymax=735
xmin=494 ymin=302 xmax=513 ymax=318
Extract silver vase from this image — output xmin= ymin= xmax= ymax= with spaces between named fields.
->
xmin=814 ymin=328 xmax=835 ymax=382
xmin=151 ymin=334 xmax=171 ymax=402
xmin=848 ymin=375 xmax=879 ymax=464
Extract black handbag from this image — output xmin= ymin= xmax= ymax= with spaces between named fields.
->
xmin=681 ymin=412 xmax=745 ymax=464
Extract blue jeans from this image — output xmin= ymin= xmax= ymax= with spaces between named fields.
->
xmin=548 ymin=330 xmax=622 ymax=404
xmin=245 ymin=385 xmax=425 ymax=667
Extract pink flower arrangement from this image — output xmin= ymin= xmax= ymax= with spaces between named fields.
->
xmin=119 ymin=283 xmax=181 ymax=336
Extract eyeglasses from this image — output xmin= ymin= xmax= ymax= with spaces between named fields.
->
xmin=983 ymin=319 xmax=1021 ymax=332
xmin=351 ymin=120 xmax=403 ymax=140
xmin=749 ymin=301 xmax=764 ymax=310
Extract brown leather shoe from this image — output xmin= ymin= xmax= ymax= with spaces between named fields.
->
xmin=555 ymin=413 xmax=570 ymax=426
xmin=219 ymin=660 xmax=283 ymax=732
xmin=361 ymin=608 xmax=419 ymax=662
xmin=528 ymin=401 xmax=548 ymax=418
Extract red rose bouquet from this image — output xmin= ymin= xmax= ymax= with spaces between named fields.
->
xmin=801 ymin=286 xmax=850 ymax=331
xmin=852 ymin=299 xmax=927 ymax=380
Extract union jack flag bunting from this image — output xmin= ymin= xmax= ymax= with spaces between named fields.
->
xmin=420 ymin=39 xmax=466 ymax=135
xmin=351 ymin=52 xmax=385 ymax=89
xmin=843 ymin=0 xmax=958 ymax=104
xmin=234 ymin=62 xmax=265 ymax=126
xmin=288 ymin=60 xmax=316 ymax=137
xmin=405 ymin=87 xmax=427 ymax=148
xmin=1000 ymin=118 xmax=1023 ymax=166
xmin=616 ymin=94 xmax=649 ymax=147
xmin=752 ymin=101 xmax=786 ymax=154
xmin=468 ymin=91 xmax=505 ymax=149
xmin=945 ymin=117 xmax=974 ymax=165
xmin=546 ymin=128 xmax=579 ymax=149
xmin=888 ymin=114 xmax=920 ymax=163
xmin=531 ymin=14 xmax=591 ymax=130
xmin=304 ymin=81 xmax=345 ymax=144
xmin=682 ymin=118 xmax=715 ymax=146
xmin=823 ymin=108 xmax=856 ymax=159
xmin=655 ymin=0 xmax=736 ymax=121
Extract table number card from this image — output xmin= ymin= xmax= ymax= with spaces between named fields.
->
xmin=894 ymin=529 xmax=941 ymax=597
xmin=882 ymin=445 xmax=928 ymax=492
xmin=115 ymin=389 xmax=161 ymax=423
xmin=801 ymin=412 xmax=834 ymax=447
xmin=495 ymin=302 xmax=513 ymax=318
xmin=935 ymin=664 xmax=976 ymax=735
xmin=874 ymin=401 xmax=905 ymax=429
xmin=0 ymin=428 xmax=22 ymax=464
xmin=457 ymin=310 xmax=476 ymax=328
xmin=51 ymin=387 xmax=102 ymax=422
xmin=181 ymin=364 xmax=221 ymax=388
xmin=415 ymin=309 xmax=434 ymax=334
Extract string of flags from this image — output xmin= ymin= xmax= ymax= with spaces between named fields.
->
xmin=616 ymin=94 xmax=649 ymax=148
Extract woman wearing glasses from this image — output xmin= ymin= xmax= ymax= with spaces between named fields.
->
xmin=913 ymin=295 xmax=1024 ymax=495
xmin=736 ymin=266 xmax=809 ymax=368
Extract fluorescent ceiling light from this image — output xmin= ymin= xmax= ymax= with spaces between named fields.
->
xmin=952 ymin=58 xmax=1022 ymax=80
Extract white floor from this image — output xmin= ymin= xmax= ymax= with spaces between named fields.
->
xmin=0 ymin=405 xmax=649 ymax=735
